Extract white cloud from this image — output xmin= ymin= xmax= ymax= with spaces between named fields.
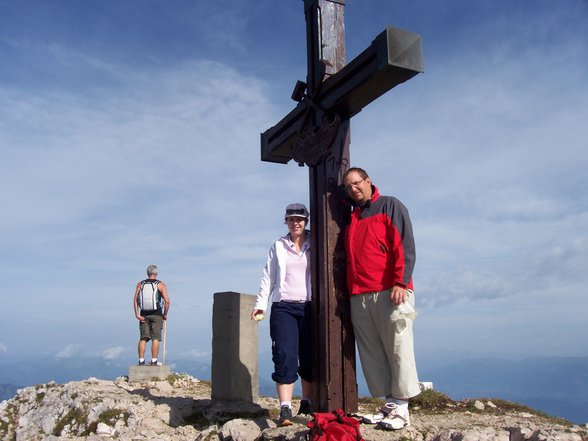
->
xmin=99 ymin=346 xmax=126 ymax=360
xmin=56 ymin=344 xmax=84 ymax=359
xmin=346 ymin=7 xmax=588 ymax=315
xmin=177 ymin=349 xmax=212 ymax=360
xmin=1 ymin=0 xmax=587 ymax=363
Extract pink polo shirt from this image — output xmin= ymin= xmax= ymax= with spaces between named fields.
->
xmin=280 ymin=243 xmax=310 ymax=302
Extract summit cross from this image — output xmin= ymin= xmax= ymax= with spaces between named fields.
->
xmin=260 ymin=0 xmax=423 ymax=413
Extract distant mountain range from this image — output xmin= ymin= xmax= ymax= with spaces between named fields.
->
xmin=1 ymin=355 xmax=586 ymax=424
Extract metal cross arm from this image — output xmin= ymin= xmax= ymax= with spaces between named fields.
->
xmin=261 ymin=26 xmax=423 ymax=164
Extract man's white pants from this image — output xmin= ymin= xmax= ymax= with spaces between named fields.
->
xmin=350 ymin=289 xmax=421 ymax=399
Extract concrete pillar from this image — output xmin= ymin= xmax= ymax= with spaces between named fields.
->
xmin=211 ymin=291 xmax=259 ymax=403
xmin=128 ymin=365 xmax=171 ymax=383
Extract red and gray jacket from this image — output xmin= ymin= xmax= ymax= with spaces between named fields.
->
xmin=344 ymin=185 xmax=415 ymax=295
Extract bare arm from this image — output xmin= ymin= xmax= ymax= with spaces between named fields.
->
xmin=133 ymin=282 xmax=145 ymax=322
xmin=158 ymin=281 xmax=171 ymax=320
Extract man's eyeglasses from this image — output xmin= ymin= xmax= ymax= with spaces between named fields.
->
xmin=286 ymin=208 xmax=306 ymax=215
xmin=286 ymin=217 xmax=305 ymax=223
xmin=345 ymin=178 xmax=365 ymax=191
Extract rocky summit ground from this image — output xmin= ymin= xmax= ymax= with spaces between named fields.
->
xmin=1 ymin=373 xmax=586 ymax=441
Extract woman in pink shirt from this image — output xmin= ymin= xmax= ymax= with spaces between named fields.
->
xmin=252 ymin=203 xmax=313 ymax=426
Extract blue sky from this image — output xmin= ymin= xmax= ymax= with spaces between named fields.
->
xmin=1 ymin=0 xmax=587 ymax=376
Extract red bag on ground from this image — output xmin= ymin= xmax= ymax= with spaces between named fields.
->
xmin=307 ymin=408 xmax=364 ymax=441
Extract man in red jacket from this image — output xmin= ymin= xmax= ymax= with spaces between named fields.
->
xmin=343 ymin=167 xmax=421 ymax=431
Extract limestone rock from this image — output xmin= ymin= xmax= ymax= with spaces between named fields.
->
xmin=219 ymin=418 xmax=262 ymax=441
xmin=0 ymin=373 xmax=586 ymax=441
xmin=96 ymin=422 xmax=114 ymax=436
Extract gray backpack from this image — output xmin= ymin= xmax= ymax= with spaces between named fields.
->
xmin=138 ymin=280 xmax=162 ymax=312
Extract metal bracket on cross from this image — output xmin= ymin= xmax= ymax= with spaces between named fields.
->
xmin=290 ymin=67 xmax=342 ymax=167
xmin=292 ymin=112 xmax=341 ymax=167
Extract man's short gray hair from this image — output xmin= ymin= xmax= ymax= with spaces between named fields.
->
xmin=146 ymin=265 xmax=158 ymax=276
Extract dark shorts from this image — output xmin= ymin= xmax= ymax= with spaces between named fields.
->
xmin=139 ymin=315 xmax=163 ymax=341
xmin=270 ymin=301 xmax=312 ymax=384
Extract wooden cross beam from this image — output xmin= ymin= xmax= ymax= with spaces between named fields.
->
xmin=260 ymin=0 xmax=423 ymax=413
xmin=261 ymin=15 xmax=423 ymax=164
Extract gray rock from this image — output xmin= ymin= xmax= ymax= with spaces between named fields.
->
xmin=474 ymin=399 xmax=485 ymax=410
xmin=219 ymin=418 xmax=262 ymax=441
xmin=261 ymin=424 xmax=308 ymax=441
xmin=0 ymin=373 xmax=585 ymax=441
xmin=96 ymin=422 xmax=114 ymax=436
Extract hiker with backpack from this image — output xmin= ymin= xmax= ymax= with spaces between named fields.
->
xmin=252 ymin=203 xmax=314 ymax=427
xmin=133 ymin=264 xmax=170 ymax=366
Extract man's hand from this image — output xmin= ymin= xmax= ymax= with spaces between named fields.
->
xmin=136 ymin=314 xmax=145 ymax=322
xmin=389 ymin=285 xmax=406 ymax=305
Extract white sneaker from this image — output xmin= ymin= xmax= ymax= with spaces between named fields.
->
xmin=361 ymin=403 xmax=410 ymax=430
xmin=361 ymin=402 xmax=396 ymax=424
xmin=379 ymin=405 xmax=410 ymax=430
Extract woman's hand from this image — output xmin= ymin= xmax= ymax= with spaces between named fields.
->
xmin=251 ymin=309 xmax=265 ymax=320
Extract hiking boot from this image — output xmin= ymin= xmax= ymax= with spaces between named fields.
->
xmin=297 ymin=399 xmax=313 ymax=416
xmin=147 ymin=359 xmax=158 ymax=366
xmin=278 ymin=405 xmax=293 ymax=426
xmin=137 ymin=360 xmax=146 ymax=366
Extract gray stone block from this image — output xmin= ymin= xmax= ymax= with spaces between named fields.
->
xmin=211 ymin=291 xmax=259 ymax=403
xmin=128 ymin=365 xmax=171 ymax=382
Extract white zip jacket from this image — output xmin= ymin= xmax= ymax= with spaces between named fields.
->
xmin=254 ymin=231 xmax=311 ymax=311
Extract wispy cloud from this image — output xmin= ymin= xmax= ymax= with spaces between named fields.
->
xmin=56 ymin=344 xmax=84 ymax=359
xmin=1 ymin=0 xmax=587 ymax=363
xmin=99 ymin=346 xmax=126 ymax=360
xmin=178 ymin=349 xmax=212 ymax=360
xmin=350 ymin=5 xmax=588 ymax=312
